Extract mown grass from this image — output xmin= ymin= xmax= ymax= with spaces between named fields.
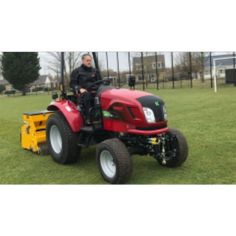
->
xmin=0 ymin=87 xmax=236 ymax=184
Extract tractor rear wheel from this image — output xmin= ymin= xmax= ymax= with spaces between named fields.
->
xmin=96 ymin=138 xmax=133 ymax=184
xmin=158 ymin=128 xmax=188 ymax=167
xmin=46 ymin=111 xmax=81 ymax=164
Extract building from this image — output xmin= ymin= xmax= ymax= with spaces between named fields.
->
xmin=132 ymin=54 xmax=165 ymax=82
xmin=204 ymin=54 xmax=236 ymax=79
xmin=0 ymin=79 xmax=12 ymax=91
xmin=30 ymin=75 xmax=58 ymax=91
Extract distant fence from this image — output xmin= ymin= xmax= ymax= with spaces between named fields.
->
xmin=96 ymin=52 xmax=236 ymax=90
xmin=2 ymin=52 xmax=235 ymax=96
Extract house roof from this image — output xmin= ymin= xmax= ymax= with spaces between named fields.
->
xmin=0 ymin=79 xmax=10 ymax=85
xmin=32 ymin=75 xmax=49 ymax=85
xmin=50 ymin=76 xmax=60 ymax=83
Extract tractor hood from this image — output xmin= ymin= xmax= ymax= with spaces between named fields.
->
xmin=100 ymin=87 xmax=156 ymax=104
xmin=100 ymin=88 xmax=166 ymax=127
xmin=100 ymin=87 xmax=164 ymax=106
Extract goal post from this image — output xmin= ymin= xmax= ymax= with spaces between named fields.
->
xmin=213 ymin=56 xmax=236 ymax=93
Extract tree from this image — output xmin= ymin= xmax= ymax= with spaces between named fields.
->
xmin=67 ymin=52 xmax=82 ymax=75
xmin=175 ymin=52 xmax=204 ymax=80
xmin=0 ymin=53 xmax=2 ymax=79
xmin=1 ymin=52 xmax=40 ymax=95
xmin=198 ymin=52 xmax=205 ymax=82
xmin=47 ymin=52 xmax=82 ymax=88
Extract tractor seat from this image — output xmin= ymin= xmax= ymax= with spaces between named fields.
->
xmin=80 ymin=126 xmax=94 ymax=133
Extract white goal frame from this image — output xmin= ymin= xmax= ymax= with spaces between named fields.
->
xmin=213 ymin=56 xmax=236 ymax=93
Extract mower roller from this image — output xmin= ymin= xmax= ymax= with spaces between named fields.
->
xmin=20 ymin=52 xmax=188 ymax=184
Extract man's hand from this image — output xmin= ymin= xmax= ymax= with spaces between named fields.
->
xmin=80 ymin=88 xmax=87 ymax=94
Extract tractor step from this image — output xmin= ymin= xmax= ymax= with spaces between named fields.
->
xmin=77 ymin=126 xmax=94 ymax=147
xmin=80 ymin=126 xmax=94 ymax=133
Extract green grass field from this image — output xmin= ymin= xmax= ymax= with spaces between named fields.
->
xmin=0 ymin=87 xmax=236 ymax=184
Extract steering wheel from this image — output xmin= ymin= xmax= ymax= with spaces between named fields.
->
xmin=85 ymin=79 xmax=110 ymax=90
xmin=73 ymin=79 xmax=110 ymax=95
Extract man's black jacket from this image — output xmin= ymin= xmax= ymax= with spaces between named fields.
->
xmin=70 ymin=64 xmax=99 ymax=92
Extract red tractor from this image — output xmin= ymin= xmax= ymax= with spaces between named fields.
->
xmin=44 ymin=53 xmax=188 ymax=184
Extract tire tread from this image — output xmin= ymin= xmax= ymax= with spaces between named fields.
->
xmin=96 ymin=138 xmax=132 ymax=184
xmin=47 ymin=111 xmax=81 ymax=164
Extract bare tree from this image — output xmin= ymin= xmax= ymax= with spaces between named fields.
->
xmin=47 ymin=52 xmax=82 ymax=75
xmin=200 ymin=52 xmax=205 ymax=82
xmin=47 ymin=52 xmax=62 ymax=75
xmin=46 ymin=52 xmax=82 ymax=88
xmin=175 ymin=52 xmax=189 ymax=72
xmin=0 ymin=53 xmax=2 ymax=79
xmin=67 ymin=52 xmax=82 ymax=75
xmin=175 ymin=52 xmax=205 ymax=80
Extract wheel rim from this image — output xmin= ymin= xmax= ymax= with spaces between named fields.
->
xmin=100 ymin=150 xmax=116 ymax=178
xmin=50 ymin=125 xmax=62 ymax=154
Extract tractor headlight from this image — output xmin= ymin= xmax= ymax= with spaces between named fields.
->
xmin=163 ymin=105 xmax=168 ymax=120
xmin=143 ymin=107 xmax=155 ymax=123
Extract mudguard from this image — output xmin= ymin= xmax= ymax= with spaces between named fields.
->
xmin=47 ymin=100 xmax=84 ymax=132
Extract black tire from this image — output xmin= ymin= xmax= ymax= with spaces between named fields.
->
xmin=158 ymin=128 xmax=188 ymax=167
xmin=96 ymin=138 xmax=133 ymax=184
xmin=46 ymin=111 xmax=81 ymax=164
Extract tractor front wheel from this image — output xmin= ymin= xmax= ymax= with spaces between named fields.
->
xmin=46 ymin=111 xmax=81 ymax=164
xmin=158 ymin=128 xmax=188 ymax=167
xmin=96 ymin=138 xmax=133 ymax=184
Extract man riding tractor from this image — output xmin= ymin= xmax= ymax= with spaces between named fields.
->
xmin=21 ymin=52 xmax=188 ymax=184
xmin=70 ymin=53 xmax=99 ymax=125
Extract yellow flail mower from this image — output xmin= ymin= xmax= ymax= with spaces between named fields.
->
xmin=20 ymin=111 xmax=53 ymax=155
